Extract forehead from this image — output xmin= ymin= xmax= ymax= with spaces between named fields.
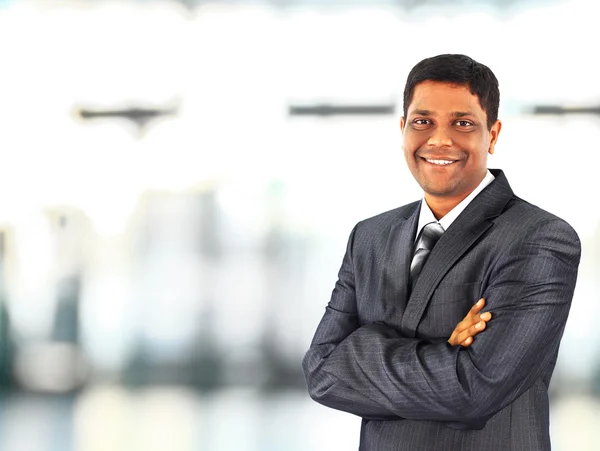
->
xmin=407 ymin=81 xmax=485 ymax=117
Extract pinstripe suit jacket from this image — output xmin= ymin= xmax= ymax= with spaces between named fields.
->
xmin=302 ymin=169 xmax=581 ymax=451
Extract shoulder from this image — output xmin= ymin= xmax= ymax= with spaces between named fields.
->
xmin=482 ymin=170 xmax=579 ymax=245
xmin=498 ymin=196 xmax=581 ymax=252
xmin=341 ymin=201 xmax=419 ymax=251
xmin=353 ymin=201 xmax=420 ymax=234
xmin=505 ymin=196 xmax=577 ymax=230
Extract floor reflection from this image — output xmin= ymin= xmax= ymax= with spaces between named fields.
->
xmin=0 ymin=387 xmax=360 ymax=451
xmin=5 ymin=386 xmax=599 ymax=451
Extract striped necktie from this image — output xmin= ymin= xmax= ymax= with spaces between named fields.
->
xmin=410 ymin=221 xmax=445 ymax=286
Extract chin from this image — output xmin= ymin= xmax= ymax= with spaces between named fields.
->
xmin=424 ymin=190 xmax=453 ymax=197
xmin=420 ymin=182 xmax=455 ymax=197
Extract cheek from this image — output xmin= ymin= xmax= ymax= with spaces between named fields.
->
xmin=403 ymin=145 xmax=417 ymax=165
xmin=449 ymin=133 xmax=472 ymax=146
xmin=402 ymin=134 xmax=423 ymax=154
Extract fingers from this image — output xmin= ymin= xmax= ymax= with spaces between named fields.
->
xmin=461 ymin=337 xmax=473 ymax=346
xmin=457 ymin=312 xmax=493 ymax=347
xmin=455 ymin=318 xmax=489 ymax=346
xmin=448 ymin=299 xmax=491 ymax=347
xmin=467 ymin=298 xmax=486 ymax=317
xmin=452 ymin=302 xmax=489 ymax=337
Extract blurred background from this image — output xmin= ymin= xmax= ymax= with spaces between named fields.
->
xmin=0 ymin=0 xmax=598 ymax=449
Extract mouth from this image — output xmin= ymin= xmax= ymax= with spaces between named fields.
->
xmin=421 ymin=157 xmax=458 ymax=166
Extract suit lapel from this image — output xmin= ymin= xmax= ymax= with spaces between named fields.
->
xmin=400 ymin=169 xmax=514 ymax=338
xmin=381 ymin=201 xmax=420 ymax=322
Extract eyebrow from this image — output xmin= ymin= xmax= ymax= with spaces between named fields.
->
xmin=452 ymin=111 xmax=476 ymax=118
xmin=409 ymin=110 xmax=476 ymax=117
xmin=411 ymin=109 xmax=434 ymax=116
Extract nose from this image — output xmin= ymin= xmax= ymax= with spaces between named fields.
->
xmin=427 ymin=128 xmax=453 ymax=147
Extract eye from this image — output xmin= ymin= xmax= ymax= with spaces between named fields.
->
xmin=455 ymin=120 xmax=473 ymax=127
xmin=411 ymin=118 xmax=432 ymax=129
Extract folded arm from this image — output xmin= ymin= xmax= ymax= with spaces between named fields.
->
xmin=302 ymin=219 xmax=580 ymax=425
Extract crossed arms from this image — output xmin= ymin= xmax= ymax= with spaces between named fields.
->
xmin=302 ymin=218 xmax=580 ymax=428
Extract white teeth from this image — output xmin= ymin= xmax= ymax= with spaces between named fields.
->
xmin=426 ymin=159 xmax=454 ymax=165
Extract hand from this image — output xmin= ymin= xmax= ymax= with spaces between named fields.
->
xmin=447 ymin=298 xmax=492 ymax=347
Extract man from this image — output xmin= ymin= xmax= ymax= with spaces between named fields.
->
xmin=302 ymin=54 xmax=580 ymax=450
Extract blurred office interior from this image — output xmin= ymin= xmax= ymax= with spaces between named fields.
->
xmin=0 ymin=0 xmax=599 ymax=449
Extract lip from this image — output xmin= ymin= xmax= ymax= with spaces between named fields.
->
xmin=419 ymin=156 xmax=459 ymax=166
xmin=418 ymin=155 xmax=459 ymax=161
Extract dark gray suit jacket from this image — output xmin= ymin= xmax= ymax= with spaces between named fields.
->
xmin=302 ymin=169 xmax=580 ymax=451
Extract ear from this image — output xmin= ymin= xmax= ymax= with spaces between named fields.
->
xmin=400 ymin=116 xmax=406 ymax=134
xmin=488 ymin=120 xmax=502 ymax=155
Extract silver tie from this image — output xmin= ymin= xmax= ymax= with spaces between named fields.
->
xmin=410 ymin=222 xmax=445 ymax=286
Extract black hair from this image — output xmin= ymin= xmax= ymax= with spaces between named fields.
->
xmin=403 ymin=54 xmax=500 ymax=130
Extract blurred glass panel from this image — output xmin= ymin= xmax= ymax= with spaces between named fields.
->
xmin=0 ymin=0 xmax=598 ymax=450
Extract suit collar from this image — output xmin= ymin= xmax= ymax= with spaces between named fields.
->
xmin=399 ymin=168 xmax=514 ymax=337
xmin=480 ymin=169 xmax=514 ymax=219
xmin=380 ymin=201 xmax=420 ymax=322
xmin=415 ymin=169 xmax=496 ymax=238
xmin=400 ymin=201 xmax=421 ymax=220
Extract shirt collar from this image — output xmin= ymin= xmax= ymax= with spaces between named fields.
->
xmin=415 ymin=170 xmax=495 ymax=241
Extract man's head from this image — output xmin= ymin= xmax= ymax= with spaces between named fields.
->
xmin=400 ymin=54 xmax=502 ymax=215
xmin=403 ymin=54 xmax=499 ymax=130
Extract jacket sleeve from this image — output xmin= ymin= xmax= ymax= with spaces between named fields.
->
xmin=302 ymin=218 xmax=581 ymax=427
xmin=302 ymin=224 xmax=403 ymax=420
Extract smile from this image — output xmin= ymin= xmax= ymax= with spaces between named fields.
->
xmin=424 ymin=158 xmax=456 ymax=165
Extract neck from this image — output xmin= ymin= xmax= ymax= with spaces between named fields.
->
xmin=424 ymin=193 xmax=469 ymax=220
xmin=425 ymin=170 xmax=490 ymax=219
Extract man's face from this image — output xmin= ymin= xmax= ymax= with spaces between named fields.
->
xmin=400 ymin=81 xmax=501 ymax=202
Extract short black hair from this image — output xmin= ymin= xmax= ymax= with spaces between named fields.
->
xmin=403 ymin=54 xmax=500 ymax=130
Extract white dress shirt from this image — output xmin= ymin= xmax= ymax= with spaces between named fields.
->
xmin=415 ymin=170 xmax=495 ymax=241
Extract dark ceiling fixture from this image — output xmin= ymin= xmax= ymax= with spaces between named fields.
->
xmin=75 ymin=104 xmax=178 ymax=134
xmin=532 ymin=105 xmax=600 ymax=115
xmin=288 ymin=103 xmax=396 ymax=117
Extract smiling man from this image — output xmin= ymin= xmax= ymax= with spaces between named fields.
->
xmin=402 ymin=79 xmax=501 ymax=219
xmin=303 ymin=54 xmax=580 ymax=450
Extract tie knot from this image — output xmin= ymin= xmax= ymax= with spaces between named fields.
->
xmin=409 ymin=222 xmax=445 ymax=286
xmin=418 ymin=222 xmax=445 ymax=251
